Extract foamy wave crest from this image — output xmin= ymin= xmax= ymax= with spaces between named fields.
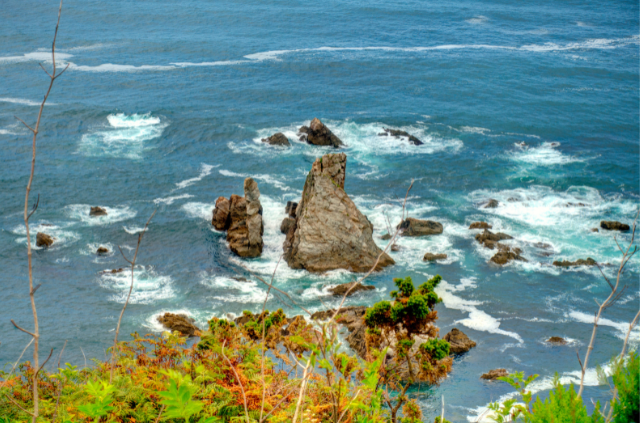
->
xmin=100 ymin=265 xmax=174 ymax=304
xmin=182 ymin=202 xmax=214 ymax=221
xmin=10 ymin=222 xmax=80 ymax=250
xmin=0 ymin=97 xmax=56 ymax=107
xmin=123 ymin=226 xmax=148 ymax=234
xmin=79 ymin=113 xmax=167 ymax=159
xmin=199 ymin=273 xmax=266 ymax=303
xmin=466 ymin=15 xmax=489 ymax=24
xmin=69 ymin=63 xmax=175 ymax=72
xmin=66 ymin=204 xmax=137 ymax=226
xmin=175 ymin=164 xmax=218 ymax=190
xmin=511 ymin=142 xmax=586 ymax=166
xmin=0 ymin=51 xmax=73 ymax=65
xmin=153 ymin=193 xmax=194 ymax=205
xmin=219 ymin=169 xmax=293 ymax=191
xmin=568 ymin=310 xmax=640 ymax=341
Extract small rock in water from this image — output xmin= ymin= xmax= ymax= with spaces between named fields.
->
xmin=600 ymin=221 xmax=630 ymax=231
xmin=481 ymin=369 xmax=508 ymax=380
xmin=552 ymin=258 xmax=597 ymax=267
xmin=397 ymin=217 xmax=443 ymax=237
xmin=444 ymin=328 xmax=476 ymax=354
xmin=36 ymin=232 xmax=54 ymax=248
xmin=328 ymin=281 xmax=375 ymax=297
xmin=300 ymin=118 xmax=343 ymax=148
xmin=469 ymin=221 xmax=492 ymax=230
xmin=100 ymin=268 xmax=125 ymax=274
xmin=380 ymin=128 xmax=423 ymax=145
xmin=484 ymin=199 xmax=499 ymax=209
xmin=547 ymin=336 xmax=567 ymax=345
xmin=475 ymin=230 xmax=513 ymax=249
xmin=96 ymin=246 xmax=109 ymax=254
xmin=90 ymin=206 xmax=107 ymax=216
xmin=390 ymin=244 xmax=401 ymax=252
xmin=491 ymin=246 xmax=526 ymax=265
xmin=157 ymin=313 xmax=200 ymax=337
xmin=591 ymin=228 xmax=599 ymax=232
xmin=424 ymin=252 xmax=447 ymax=261
xmin=380 ymin=233 xmax=392 ymax=240
xmin=261 ymin=132 xmax=290 ymax=146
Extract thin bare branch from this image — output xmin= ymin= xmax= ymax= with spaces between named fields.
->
xmin=9 ymin=339 xmax=34 ymax=376
xmin=117 ymin=245 xmax=133 ymax=265
xmin=39 ymin=63 xmax=53 ymax=78
xmin=154 ymin=405 xmax=165 ymax=423
xmin=27 ymin=194 xmax=39 ymax=221
xmin=11 ymin=320 xmax=36 ymax=338
xmin=221 ymin=341 xmax=250 ymax=423
xmin=14 ymin=116 xmax=35 ymax=133
xmin=54 ymin=63 xmax=70 ymax=79
xmin=37 ymin=348 xmax=54 ymax=376
xmin=3 ymin=392 xmax=35 ymax=417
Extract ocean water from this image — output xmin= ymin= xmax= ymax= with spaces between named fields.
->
xmin=1 ymin=0 xmax=639 ymax=420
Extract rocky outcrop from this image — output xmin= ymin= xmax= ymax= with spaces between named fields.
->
xmin=553 ymin=258 xmax=597 ymax=267
xmin=280 ymin=202 xmax=298 ymax=234
xmin=443 ymin=328 xmax=476 ymax=354
xmin=469 ymin=221 xmax=492 ymax=230
xmin=484 ymin=199 xmax=499 ymax=209
xmin=97 ymin=246 xmax=109 ymax=255
xmin=261 ymin=132 xmax=290 ymax=146
xmin=157 ymin=313 xmax=200 ymax=337
xmin=283 ymin=153 xmax=394 ymax=272
xmin=424 ymin=253 xmax=447 ymax=261
xmin=36 ymin=232 xmax=54 ymax=248
xmin=600 ymin=221 xmax=630 ymax=231
xmin=547 ymin=336 xmax=567 ymax=345
xmin=90 ymin=206 xmax=107 ymax=216
xmin=378 ymin=128 xmax=423 ymax=145
xmin=491 ymin=246 xmax=526 ymax=265
xmin=212 ymin=197 xmax=231 ymax=231
xmin=298 ymin=118 xmax=343 ymax=148
xmin=475 ymin=230 xmax=513 ymax=249
xmin=212 ymin=178 xmax=264 ymax=258
xmin=397 ymin=218 xmax=443 ymax=237
xmin=481 ymin=369 xmax=508 ymax=380
xmin=328 ymin=282 xmax=375 ymax=297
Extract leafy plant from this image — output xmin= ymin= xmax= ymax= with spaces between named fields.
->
xmin=77 ymin=380 xmax=116 ymax=421
xmin=611 ymin=351 xmax=639 ymax=423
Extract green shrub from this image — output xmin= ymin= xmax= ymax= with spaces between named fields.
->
xmin=420 ymin=339 xmax=450 ymax=361
xmin=364 ymin=301 xmax=392 ymax=327
xmin=530 ymin=380 xmax=603 ymax=423
xmin=612 ymin=352 xmax=639 ymax=423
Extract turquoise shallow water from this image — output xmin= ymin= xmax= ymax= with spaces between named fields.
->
xmin=1 ymin=0 xmax=639 ymax=420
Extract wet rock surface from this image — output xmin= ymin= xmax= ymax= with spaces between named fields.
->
xmin=443 ymin=328 xmax=477 ymax=354
xmin=600 ymin=221 xmax=630 ymax=231
xmin=475 ymin=230 xmax=513 ymax=249
xmin=283 ymin=153 xmax=393 ymax=272
xmin=157 ymin=313 xmax=200 ymax=337
xmin=328 ymin=282 xmax=375 ymax=297
xmin=90 ymin=206 xmax=107 ymax=216
xmin=547 ymin=336 xmax=567 ymax=344
xmin=397 ymin=217 xmax=443 ymax=237
xmin=36 ymin=232 xmax=54 ymax=248
xmin=491 ymin=245 xmax=526 ymax=265
xmin=552 ymin=258 xmax=597 ymax=267
xmin=261 ymin=132 xmax=290 ymax=146
xmin=97 ymin=246 xmax=109 ymax=254
xmin=469 ymin=221 xmax=492 ymax=230
xmin=379 ymin=128 xmax=423 ymax=145
xmin=299 ymin=118 xmax=343 ymax=148
xmin=424 ymin=252 xmax=448 ymax=261
xmin=212 ymin=196 xmax=231 ymax=231
xmin=481 ymin=369 xmax=508 ymax=380
xmin=484 ymin=199 xmax=499 ymax=209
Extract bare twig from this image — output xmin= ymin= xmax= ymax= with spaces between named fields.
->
xmin=292 ymin=358 xmax=312 ymax=423
xmin=221 ymin=341 xmax=250 ymax=423
xmin=37 ymin=348 xmax=54 ymax=376
xmin=154 ymin=405 xmax=165 ymax=423
xmin=110 ymin=209 xmax=156 ymax=383
xmin=441 ymin=395 xmax=445 ymax=423
xmin=11 ymin=320 xmax=35 ymax=338
xmin=10 ymin=338 xmax=34 ymax=376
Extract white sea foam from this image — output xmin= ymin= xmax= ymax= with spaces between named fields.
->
xmin=182 ymin=202 xmax=215 ymax=221
xmin=142 ymin=309 xmax=211 ymax=334
xmin=69 ymin=63 xmax=175 ymax=72
xmin=511 ymin=142 xmax=585 ymax=166
xmin=153 ymin=193 xmax=194 ymax=205
xmin=171 ymin=60 xmax=247 ymax=67
xmin=175 ymin=164 xmax=218 ymax=190
xmin=0 ymin=97 xmax=56 ymax=107
xmin=466 ymin=15 xmax=489 ymax=24
xmin=80 ymin=242 xmax=115 ymax=256
xmin=79 ymin=113 xmax=167 ymax=159
xmin=568 ymin=310 xmax=640 ymax=341
xmin=199 ymin=273 xmax=266 ymax=304
xmin=99 ymin=265 xmax=174 ymax=304
xmin=219 ymin=169 xmax=293 ymax=191
xmin=0 ymin=51 xmax=73 ymax=64
xmin=10 ymin=222 xmax=80 ymax=250
xmin=66 ymin=204 xmax=137 ymax=226
xmin=123 ymin=226 xmax=148 ymax=234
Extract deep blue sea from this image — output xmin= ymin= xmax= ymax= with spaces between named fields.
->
xmin=1 ymin=0 xmax=639 ymax=420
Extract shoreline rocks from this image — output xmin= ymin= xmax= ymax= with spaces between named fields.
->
xmin=36 ymin=232 xmax=54 ymax=248
xmin=328 ymin=282 xmax=375 ymax=297
xmin=552 ymin=258 xmax=596 ymax=267
xmin=298 ymin=118 xmax=343 ymax=148
xmin=475 ymin=229 xmax=513 ymax=249
xmin=283 ymin=153 xmax=394 ymax=272
xmin=444 ymin=328 xmax=476 ymax=354
xmin=491 ymin=246 xmax=526 ymax=265
xmin=600 ymin=221 xmax=630 ymax=231
xmin=212 ymin=178 xmax=264 ymax=258
xmin=90 ymin=206 xmax=107 ymax=216
xmin=280 ymin=201 xmax=298 ymax=234
xmin=424 ymin=252 xmax=447 ymax=261
xmin=378 ymin=128 xmax=423 ymax=145
xmin=469 ymin=221 xmax=492 ymax=230
xmin=261 ymin=132 xmax=290 ymax=146
xmin=157 ymin=313 xmax=200 ymax=337
xmin=481 ymin=369 xmax=508 ymax=380
xmin=397 ymin=218 xmax=443 ymax=237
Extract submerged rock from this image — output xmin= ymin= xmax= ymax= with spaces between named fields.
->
xmin=475 ymin=230 xmax=513 ymax=249
xmin=600 ymin=221 xmax=630 ymax=231
xmin=90 ymin=206 xmax=107 ymax=216
xmin=552 ymin=258 xmax=597 ymax=267
xmin=443 ymin=328 xmax=477 ymax=354
xmin=283 ymin=153 xmax=394 ymax=272
xmin=261 ymin=132 xmax=290 ymax=146
xmin=484 ymin=199 xmax=499 ymax=209
xmin=328 ymin=281 xmax=375 ymax=297
xmin=36 ymin=232 xmax=54 ymax=248
xmin=380 ymin=128 xmax=423 ymax=145
xmin=547 ymin=336 xmax=567 ymax=345
xmin=481 ymin=369 xmax=508 ymax=380
xmin=397 ymin=218 xmax=443 ymax=237
xmin=100 ymin=268 xmax=125 ymax=274
xmin=424 ymin=252 xmax=447 ymax=261
xmin=300 ymin=118 xmax=343 ymax=148
xmin=96 ymin=246 xmax=109 ymax=255
xmin=212 ymin=196 xmax=231 ymax=231
xmin=157 ymin=313 xmax=200 ymax=337
xmin=469 ymin=221 xmax=492 ymax=230
xmin=490 ymin=246 xmax=526 ymax=265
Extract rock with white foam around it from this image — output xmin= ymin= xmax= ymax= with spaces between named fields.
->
xmin=261 ymin=132 xmax=290 ymax=146
xmin=90 ymin=206 xmax=107 ymax=216
xmin=36 ymin=232 xmax=54 ymax=248
xmin=600 ymin=221 xmax=630 ymax=231
xmin=283 ymin=153 xmax=394 ymax=272
xmin=299 ymin=118 xmax=343 ymax=148
xmin=379 ymin=128 xmax=423 ymax=145
xmin=443 ymin=328 xmax=476 ymax=354
xmin=397 ymin=217 xmax=443 ymax=237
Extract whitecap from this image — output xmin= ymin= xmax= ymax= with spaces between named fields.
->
xmin=219 ymin=169 xmax=293 ymax=191
xmin=199 ymin=273 xmax=266 ymax=303
xmin=78 ymin=113 xmax=167 ymax=159
xmin=567 ymin=310 xmax=640 ymax=341
xmin=0 ymin=51 xmax=73 ymax=65
xmin=0 ymin=97 xmax=55 ymax=107
xmin=175 ymin=164 xmax=218 ymax=190
xmin=466 ymin=15 xmax=489 ymax=25
xmin=123 ymin=226 xmax=148 ymax=234
xmin=69 ymin=63 xmax=175 ymax=72
xmin=66 ymin=204 xmax=137 ymax=226
xmin=182 ymin=202 xmax=214 ymax=221
xmin=511 ymin=142 xmax=585 ymax=166
xmin=99 ymin=265 xmax=174 ymax=304
xmin=153 ymin=193 xmax=194 ymax=205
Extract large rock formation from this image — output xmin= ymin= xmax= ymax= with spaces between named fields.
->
xmin=36 ymin=232 xmax=54 ymax=248
xmin=397 ymin=218 xmax=443 ymax=237
xmin=443 ymin=328 xmax=476 ymax=354
xmin=600 ymin=221 xmax=630 ymax=231
xmin=211 ymin=178 xmax=264 ymax=258
xmin=283 ymin=153 xmax=394 ymax=272
xmin=298 ymin=118 xmax=343 ymax=148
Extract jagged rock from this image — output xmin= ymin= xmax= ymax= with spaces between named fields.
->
xmin=424 ymin=253 xmax=447 ymax=261
xmin=484 ymin=199 xmax=499 ymax=209
xmin=36 ymin=232 xmax=54 ymax=248
xmin=280 ymin=217 xmax=295 ymax=234
xmin=600 ymin=221 xmax=630 ymax=231
xmin=481 ymin=369 xmax=508 ymax=380
xmin=261 ymin=132 xmax=290 ymax=146
xmin=475 ymin=230 xmax=513 ymax=249
xmin=227 ymin=178 xmax=264 ymax=258
xmin=547 ymin=336 xmax=567 ymax=344
xmin=300 ymin=118 xmax=343 ymax=148
xmin=552 ymin=258 xmax=597 ymax=267
xmin=491 ymin=246 xmax=526 ymax=265
xmin=469 ymin=221 xmax=492 ymax=230
xmin=157 ymin=313 xmax=200 ymax=337
xmin=380 ymin=233 xmax=392 ymax=240
xmin=90 ymin=206 xmax=107 ymax=216
xmin=397 ymin=218 xmax=443 ymax=237
xmin=212 ymin=196 xmax=231 ymax=230
xmin=329 ymin=282 xmax=375 ymax=297
xmin=380 ymin=128 xmax=423 ymax=145
xmin=97 ymin=246 xmax=109 ymax=254
xmin=283 ymin=153 xmax=394 ymax=272
xmin=443 ymin=328 xmax=476 ymax=354
xmin=285 ymin=201 xmax=298 ymax=217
